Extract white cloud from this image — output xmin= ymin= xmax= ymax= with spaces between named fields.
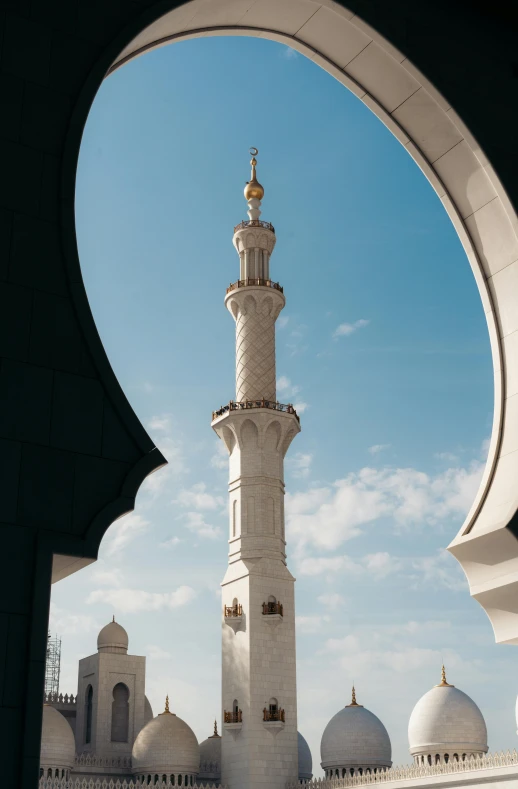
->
xmin=184 ymin=511 xmax=221 ymax=540
xmin=49 ymin=603 xmax=100 ymax=635
xmin=286 ymin=462 xmax=483 ymax=553
xmin=317 ymin=593 xmax=346 ymax=609
xmin=363 ymin=551 xmax=402 ymax=579
xmin=435 ymin=451 xmax=459 ymax=463
xmin=368 ymin=444 xmax=390 ymax=455
xmin=333 ymin=318 xmax=370 ymax=339
xmin=86 ymin=585 xmax=196 ymax=613
xmin=411 ymin=550 xmax=468 ymax=592
xmin=277 ymin=315 xmax=289 ymax=329
xmin=146 ymin=644 xmax=172 ymax=660
xmin=103 ymin=513 xmax=150 ymax=556
xmin=211 ymin=441 xmax=228 ymax=469
xmin=90 ymin=565 xmax=124 ymax=587
xmin=160 ymin=536 xmax=182 ymax=549
xmin=281 ymin=46 xmax=298 ymax=60
xmin=298 ymin=554 xmax=363 ymax=576
xmin=286 ymin=452 xmax=313 ymax=479
xmin=293 ymin=402 xmax=309 ymax=414
xmin=175 ymin=482 xmax=224 ymax=511
xmin=296 ymin=615 xmax=329 ymax=634
xmin=277 ymin=376 xmax=300 ymax=397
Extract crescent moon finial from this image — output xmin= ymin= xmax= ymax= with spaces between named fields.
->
xmin=249 ymin=146 xmax=258 ymax=157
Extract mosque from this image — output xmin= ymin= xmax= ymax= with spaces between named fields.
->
xmin=40 ymin=153 xmax=518 ymax=788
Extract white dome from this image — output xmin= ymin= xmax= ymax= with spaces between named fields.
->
xmin=199 ymin=724 xmax=221 ymax=781
xmin=298 ymin=731 xmax=313 ymax=780
xmin=132 ymin=704 xmax=199 ymax=776
xmin=408 ymin=672 xmax=487 ymax=759
xmin=321 ymin=694 xmax=391 ymax=773
xmin=97 ymin=618 xmax=128 ymax=654
xmin=40 ymin=705 xmax=76 ymax=771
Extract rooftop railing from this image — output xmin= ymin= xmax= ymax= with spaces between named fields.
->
xmin=234 ymin=219 xmax=275 ymax=234
xmin=226 ymin=278 xmax=283 ymax=294
xmin=263 ymin=601 xmax=283 ymax=616
xmin=224 ymin=710 xmax=242 ymax=724
xmin=212 ymin=400 xmax=298 ymax=422
xmin=263 ymin=708 xmax=285 ymax=722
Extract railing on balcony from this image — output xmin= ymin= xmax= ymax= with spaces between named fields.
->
xmin=212 ymin=400 xmax=298 ymax=422
xmin=224 ymin=604 xmax=243 ymax=617
xmin=224 ymin=710 xmax=242 ymax=723
xmin=234 ymin=219 xmax=275 ymax=234
xmin=262 ymin=602 xmax=283 ymax=616
xmin=263 ymin=708 xmax=285 ymax=722
xmin=226 ymin=278 xmax=283 ymax=295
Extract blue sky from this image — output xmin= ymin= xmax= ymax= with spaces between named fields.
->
xmin=50 ymin=35 xmax=514 ymax=770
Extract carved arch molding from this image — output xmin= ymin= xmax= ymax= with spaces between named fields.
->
xmin=1 ymin=1 xmax=517 ymax=785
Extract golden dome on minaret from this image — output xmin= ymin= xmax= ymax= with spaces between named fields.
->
xmin=244 ymin=147 xmax=264 ymax=201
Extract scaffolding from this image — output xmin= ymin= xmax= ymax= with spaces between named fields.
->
xmin=45 ymin=632 xmax=61 ymax=698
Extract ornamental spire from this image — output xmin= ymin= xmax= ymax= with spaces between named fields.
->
xmin=347 ymin=685 xmax=362 ymax=707
xmin=213 ymin=719 xmax=219 ymax=737
xmin=244 ymin=147 xmax=263 ymax=221
xmin=164 ymin=694 xmax=171 ymax=713
xmin=436 ymin=664 xmax=453 ymax=687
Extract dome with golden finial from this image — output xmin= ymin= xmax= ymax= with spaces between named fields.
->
xmin=321 ymin=686 xmax=392 ymax=776
xmin=244 ymin=147 xmax=264 ymax=201
xmin=199 ymin=720 xmax=222 ymax=783
xmin=132 ymin=696 xmax=199 ymax=779
xmin=408 ymin=666 xmax=487 ymax=764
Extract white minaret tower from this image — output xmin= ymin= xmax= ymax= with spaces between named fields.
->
xmin=212 ymin=149 xmax=300 ymax=789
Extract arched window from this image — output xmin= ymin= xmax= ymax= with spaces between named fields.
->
xmin=268 ymin=595 xmax=276 ymax=603
xmin=342 ymin=769 xmax=346 ymax=778
xmin=269 ymin=697 xmax=278 ymax=715
xmin=462 ymin=754 xmax=466 ymax=761
xmin=444 ymin=754 xmax=449 ymax=764
xmin=427 ymin=755 xmax=432 ymax=766
xmin=435 ymin=754 xmax=440 ymax=764
xmin=179 ymin=774 xmax=183 ymax=785
xmin=85 ymin=684 xmax=93 ymax=744
xmin=111 ymin=682 xmax=130 ymax=742
xmin=453 ymin=754 xmax=459 ymax=762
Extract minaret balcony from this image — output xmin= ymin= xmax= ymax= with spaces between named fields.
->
xmin=234 ymin=219 xmax=275 ymax=234
xmin=262 ymin=707 xmax=285 ymax=734
xmin=263 ymin=601 xmax=283 ymax=616
xmin=226 ymin=277 xmax=283 ymax=295
xmin=224 ymin=710 xmax=243 ymax=734
xmin=212 ymin=400 xmax=298 ymax=423
xmin=224 ymin=603 xmax=243 ymax=630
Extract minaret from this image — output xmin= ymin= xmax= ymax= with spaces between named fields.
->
xmin=212 ymin=149 xmax=300 ymax=789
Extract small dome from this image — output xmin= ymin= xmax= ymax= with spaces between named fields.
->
xmin=199 ymin=721 xmax=221 ymax=781
xmin=132 ymin=699 xmax=199 ymax=777
xmin=97 ymin=618 xmax=128 ymax=654
xmin=244 ymin=153 xmax=264 ymax=202
xmin=298 ymin=731 xmax=313 ymax=780
xmin=321 ymin=689 xmax=391 ymax=774
xmin=40 ymin=705 xmax=76 ymax=771
xmin=408 ymin=669 xmax=487 ymax=760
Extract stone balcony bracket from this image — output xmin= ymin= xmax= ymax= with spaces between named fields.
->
xmin=224 ymin=614 xmax=243 ymax=632
xmin=262 ymin=720 xmax=285 ymax=735
xmin=263 ymin=613 xmax=283 ymax=626
xmin=223 ymin=722 xmax=242 ymax=739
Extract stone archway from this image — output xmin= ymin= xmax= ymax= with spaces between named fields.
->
xmin=99 ymin=1 xmax=518 ymax=644
xmin=2 ymin=1 xmax=517 ymax=785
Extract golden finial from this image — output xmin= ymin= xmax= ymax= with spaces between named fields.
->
xmin=347 ymin=685 xmax=362 ymax=707
xmin=112 ymin=615 xmax=115 ymax=623
xmin=436 ymin=664 xmax=453 ymax=687
xmin=164 ymin=695 xmax=170 ymax=713
xmin=213 ymin=719 xmax=219 ymax=737
xmin=244 ymin=147 xmax=264 ymax=202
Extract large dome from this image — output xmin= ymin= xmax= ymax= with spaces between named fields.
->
xmin=132 ymin=699 xmax=199 ymax=777
xmin=298 ymin=731 xmax=313 ymax=780
xmin=199 ymin=722 xmax=221 ymax=782
xmin=97 ymin=617 xmax=128 ymax=654
xmin=321 ymin=689 xmax=392 ymax=775
xmin=408 ymin=668 xmax=487 ymax=762
xmin=40 ymin=705 xmax=76 ymax=772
